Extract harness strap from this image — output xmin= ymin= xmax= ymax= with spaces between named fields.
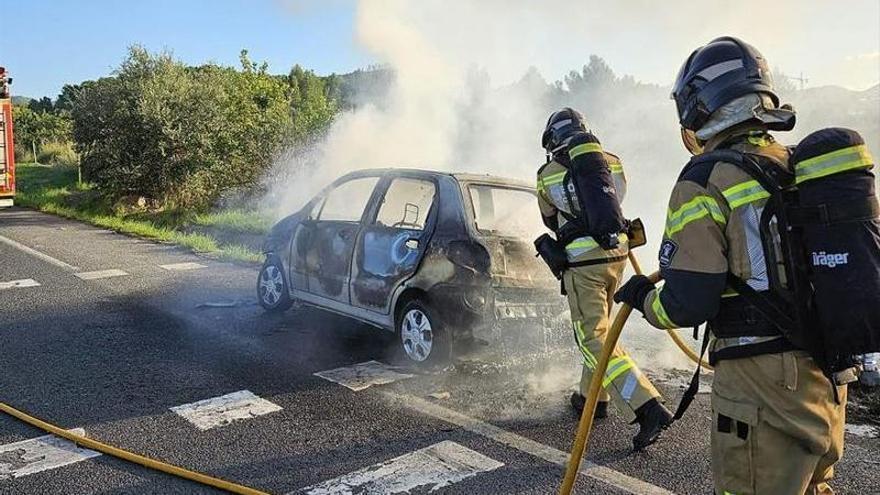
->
xmin=725 ymin=274 xmax=797 ymax=332
xmin=787 ymin=195 xmax=880 ymax=226
xmin=709 ymin=338 xmax=796 ymax=365
xmin=672 ymin=326 xmax=711 ymax=421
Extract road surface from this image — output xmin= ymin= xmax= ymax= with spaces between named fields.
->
xmin=0 ymin=207 xmax=876 ymax=494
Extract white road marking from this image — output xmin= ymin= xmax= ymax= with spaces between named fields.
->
xmin=0 ymin=428 xmax=100 ymax=481
xmin=297 ymin=441 xmax=503 ymax=495
xmin=845 ymin=424 xmax=879 ymax=438
xmin=170 ymin=390 xmax=282 ymax=431
xmin=74 ymin=269 xmax=129 ymax=280
xmin=0 ymin=279 xmax=40 ymax=291
xmin=314 ymin=361 xmax=414 ymax=392
xmin=0 ymin=234 xmax=78 ymax=271
xmin=383 ymin=392 xmax=674 ymax=495
xmin=160 ymin=262 xmax=207 ymax=271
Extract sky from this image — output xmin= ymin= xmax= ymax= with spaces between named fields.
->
xmin=1 ymin=0 xmax=878 ymax=99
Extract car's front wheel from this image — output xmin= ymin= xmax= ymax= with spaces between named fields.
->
xmin=257 ymin=257 xmax=293 ymax=312
xmin=396 ymin=299 xmax=449 ymax=366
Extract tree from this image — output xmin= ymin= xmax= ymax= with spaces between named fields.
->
xmin=71 ymin=46 xmax=297 ymax=208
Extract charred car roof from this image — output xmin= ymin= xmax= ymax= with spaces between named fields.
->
xmin=335 ymin=168 xmax=533 ymax=190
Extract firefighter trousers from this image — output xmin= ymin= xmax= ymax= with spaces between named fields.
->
xmin=711 ymin=351 xmax=846 ymax=495
xmin=562 ymin=259 xmax=661 ymax=422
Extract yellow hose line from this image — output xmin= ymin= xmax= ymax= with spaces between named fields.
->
xmin=0 ymin=402 xmax=271 ymax=495
xmin=558 ymin=271 xmax=661 ymax=495
xmin=627 ymin=252 xmax=712 ymax=370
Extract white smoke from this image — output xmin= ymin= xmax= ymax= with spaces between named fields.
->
xmin=265 ymin=0 xmax=879 ymax=371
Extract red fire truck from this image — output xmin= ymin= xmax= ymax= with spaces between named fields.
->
xmin=0 ymin=66 xmax=14 ymax=207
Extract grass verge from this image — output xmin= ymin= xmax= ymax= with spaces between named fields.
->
xmin=14 ymin=163 xmax=266 ymax=264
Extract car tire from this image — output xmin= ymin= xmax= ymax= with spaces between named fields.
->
xmin=257 ymin=257 xmax=293 ymax=312
xmin=396 ymin=299 xmax=449 ymax=366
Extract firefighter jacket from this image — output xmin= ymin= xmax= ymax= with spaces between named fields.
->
xmin=641 ymin=125 xmax=793 ymax=360
xmin=536 ymin=146 xmax=629 ymax=263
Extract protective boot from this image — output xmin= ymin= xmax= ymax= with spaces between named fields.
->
xmin=632 ymin=398 xmax=673 ymax=451
xmin=570 ymin=393 xmax=608 ymax=419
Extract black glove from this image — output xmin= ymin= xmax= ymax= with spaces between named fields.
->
xmin=614 ymin=275 xmax=654 ymax=311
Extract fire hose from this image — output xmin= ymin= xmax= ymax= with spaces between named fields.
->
xmin=558 ymin=252 xmax=711 ymax=495
xmin=0 ymin=402 xmax=269 ymax=495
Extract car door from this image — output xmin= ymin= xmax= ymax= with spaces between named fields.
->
xmin=302 ymin=175 xmax=381 ymax=304
xmin=350 ymin=175 xmax=438 ymax=313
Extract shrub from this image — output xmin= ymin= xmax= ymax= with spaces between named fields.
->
xmin=71 ymin=47 xmax=324 ymax=210
xmin=37 ymin=141 xmax=79 ymax=166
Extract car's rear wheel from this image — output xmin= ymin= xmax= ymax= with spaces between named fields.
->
xmin=396 ymin=299 xmax=449 ymax=366
xmin=257 ymin=258 xmax=293 ymax=312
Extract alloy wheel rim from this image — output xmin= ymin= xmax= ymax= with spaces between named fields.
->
xmin=259 ymin=265 xmax=284 ymax=306
xmin=400 ymin=308 xmax=433 ymax=362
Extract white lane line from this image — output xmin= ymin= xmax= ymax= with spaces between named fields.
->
xmin=0 ymin=428 xmax=100 ymax=481
xmin=170 ymin=390 xmax=282 ymax=431
xmin=383 ymin=392 xmax=675 ymax=495
xmin=297 ymin=440 xmax=503 ymax=495
xmin=314 ymin=361 xmax=414 ymax=392
xmin=0 ymin=279 xmax=40 ymax=291
xmin=160 ymin=262 xmax=207 ymax=271
xmin=0 ymin=235 xmax=78 ymax=271
xmin=74 ymin=269 xmax=129 ymax=280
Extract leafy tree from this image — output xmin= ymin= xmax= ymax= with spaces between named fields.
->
xmin=72 ymin=46 xmax=297 ymax=208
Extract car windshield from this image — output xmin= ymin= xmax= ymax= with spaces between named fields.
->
xmin=468 ymin=185 xmax=545 ymax=238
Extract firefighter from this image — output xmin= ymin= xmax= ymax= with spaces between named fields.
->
xmin=615 ymin=37 xmax=847 ymax=493
xmin=537 ymin=108 xmax=673 ymax=451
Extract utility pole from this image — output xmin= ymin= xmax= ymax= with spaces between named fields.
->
xmin=791 ymin=72 xmax=809 ymax=91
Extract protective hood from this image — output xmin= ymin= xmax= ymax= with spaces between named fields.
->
xmin=695 ymin=93 xmax=796 ymax=142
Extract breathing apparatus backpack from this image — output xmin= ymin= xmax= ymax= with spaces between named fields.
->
xmin=700 ymin=128 xmax=880 ymax=376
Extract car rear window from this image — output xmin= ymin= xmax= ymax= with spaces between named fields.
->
xmin=468 ymin=185 xmax=545 ymax=238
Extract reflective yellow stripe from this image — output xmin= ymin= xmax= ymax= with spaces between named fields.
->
xmin=542 ymin=171 xmax=567 ymax=185
xmin=665 ymin=195 xmax=726 ymax=237
xmin=610 ymin=163 xmax=624 ymax=174
xmin=574 ymin=321 xmax=598 ymax=368
xmin=795 ymin=144 xmax=873 ymax=184
xmin=603 ymin=356 xmax=634 ymax=388
xmin=569 ymin=142 xmax=603 ymax=160
xmin=565 ymin=233 xmax=628 ymax=254
xmin=746 ymin=133 xmax=772 ymax=147
xmin=651 ymin=288 xmax=677 ymax=329
xmin=722 ymin=180 xmax=770 ymax=209
xmin=566 ymin=238 xmax=599 ymax=251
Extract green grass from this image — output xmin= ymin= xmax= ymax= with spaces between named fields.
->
xmin=14 ymin=163 xmax=265 ymax=263
xmin=192 ymin=209 xmax=273 ymax=234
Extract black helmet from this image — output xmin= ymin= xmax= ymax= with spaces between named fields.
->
xmin=672 ymin=36 xmax=790 ymax=132
xmin=542 ymin=107 xmax=588 ymax=154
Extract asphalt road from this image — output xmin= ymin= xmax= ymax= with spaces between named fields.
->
xmin=0 ymin=207 xmax=877 ymax=494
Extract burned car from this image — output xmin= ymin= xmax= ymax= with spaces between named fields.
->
xmin=258 ymin=169 xmax=568 ymax=364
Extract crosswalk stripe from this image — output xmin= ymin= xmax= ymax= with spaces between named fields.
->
xmin=314 ymin=361 xmax=414 ymax=392
xmin=74 ymin=269 xmax=129 ymax=280
xmin=0 ymin=428 xmax=100 ymax=481
xmin=159 ymin=262 xmax=207 ymax=271
xmin=169 ymin=390 xmax=282 ymax=431
xmin=296 ymin=441 xmax=503 ymax=495
xmin=0 ymin=279 xmax=40 ymax=291
xmin=384 ymin=392 xmax=674 ymax=495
